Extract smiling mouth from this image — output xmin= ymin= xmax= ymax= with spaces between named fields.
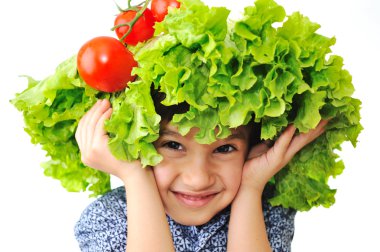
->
xmin=173 ymin=192 xmax=218 ymax=208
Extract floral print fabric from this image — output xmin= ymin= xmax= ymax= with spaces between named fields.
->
xmin=75 ymin=186 xmax=296 ymax=252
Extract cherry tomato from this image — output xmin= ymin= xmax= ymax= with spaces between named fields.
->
xmin=151 ymin=0 xmax=181 ymax=22
xmin=77 ymin=36 xmax=138 ymax=93
xmin=114 ymin=8 xmax=155 ymax=46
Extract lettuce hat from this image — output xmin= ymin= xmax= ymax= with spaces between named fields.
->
xmin=11 ymin=0 xmax=362 ymax=211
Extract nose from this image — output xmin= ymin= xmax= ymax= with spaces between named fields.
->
xmin=181 ymin=156 xmax=215 ymax=191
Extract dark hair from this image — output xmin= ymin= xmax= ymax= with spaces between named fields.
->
xmin=151 ymin=85 xmax=189 ymax=123
xmin=151 ymin=85 xmax=261 ymax=147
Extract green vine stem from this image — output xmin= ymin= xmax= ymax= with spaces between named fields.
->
xmin=111 ymin=0 xmax=152 ymax=44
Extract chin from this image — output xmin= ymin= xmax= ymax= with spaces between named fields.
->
xmin=168 ymin=207 xmax=223 ymax=226
xmin=164 ymin=194 xmax=233 ymax=226
xmin=172 ymin=214 xmax=214 ymax=226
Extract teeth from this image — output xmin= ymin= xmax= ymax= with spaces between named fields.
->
xmin=181 ymin=194 xmax=210 ymax=200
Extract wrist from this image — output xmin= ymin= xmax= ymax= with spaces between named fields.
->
xmin=118 ymin=162 xmax=154 ymax=186
xmin=239 ymin=179 xmax=266 ymax=196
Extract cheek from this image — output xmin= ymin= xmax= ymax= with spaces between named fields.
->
xmin=219 ymin=164 xmax=243 ymax=193
xmin=153 ymin=163 xmax=176 ymax=191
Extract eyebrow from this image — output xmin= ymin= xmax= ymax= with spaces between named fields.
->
xmin=224 ymin=131 xmax=247 ymax=141
xmin=159 ymin=129 xmax=247 ymax=141
xmin=159 ymin=129 xmax=182 ymax=137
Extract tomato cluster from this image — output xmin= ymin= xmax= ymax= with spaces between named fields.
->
xmin=77 ymin=0 xmax=180 ymax=93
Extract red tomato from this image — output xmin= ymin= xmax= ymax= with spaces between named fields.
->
xmin=151 ymin=0 xmax=181 ymax=22
xmin=114 ymin=8 xmax=155 ymax=46
xmin=77 ymin=36 xmax=137 ymax=93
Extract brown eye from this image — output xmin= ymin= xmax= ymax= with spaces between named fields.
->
xmin=215 ymin=144 xmax=236 ymax=153
xmin=163 ymin=141 xmax=183 ymax=151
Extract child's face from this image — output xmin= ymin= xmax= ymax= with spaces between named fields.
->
xmin=153 ymin=122 xmax=250 ymax=226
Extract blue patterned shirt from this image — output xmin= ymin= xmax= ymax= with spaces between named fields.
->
xmin=75 ymin=186 xmax=296 ymax=252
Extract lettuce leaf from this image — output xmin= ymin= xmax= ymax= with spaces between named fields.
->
xmin=11 ymin=56 xmax=111 ymax=196
xmin=11 ymin=0 xmax=362 ymax=211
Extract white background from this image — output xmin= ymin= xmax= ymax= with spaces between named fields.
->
xmin=1 ymin=0 xmax=379 ymax=251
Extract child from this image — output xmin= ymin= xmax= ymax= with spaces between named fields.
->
xmin=8 ymin=0 xmax=359 ymax=250
xmin=74 ymin=90 xmax=328 ymax=251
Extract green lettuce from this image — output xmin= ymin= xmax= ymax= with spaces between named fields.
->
xmin=11 ymin=0 xmax=362 ymax=210
xmin=11 ymin=56 xmax=111 ymax=196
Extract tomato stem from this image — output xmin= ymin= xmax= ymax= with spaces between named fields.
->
xmin=114 ymin=1 xmax=123 ymax=12
xmin=111 ymin=0 xmax=152 ymax=44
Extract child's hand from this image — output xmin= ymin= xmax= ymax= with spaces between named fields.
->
xmin=75 ymin=99 xmax=144 ymax=182
xmin=76 ymin=100 xmax=175 ymax=251
xmin=228 ymin=123 xmax=330 ymax=252
xmin=241 ymin=120 xmax=329 ymax=194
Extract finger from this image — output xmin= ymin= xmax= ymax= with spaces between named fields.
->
xmin=75 ymin=115 xmax=84 ymax=150
xmin=75 ymin=100 xmax=99 ymax=151
xmin=87 ymin=100 xmax=111 ymax=132
xmin=93 ymin=107 xmax=113 ymax=148
xmin=81 ymin=100 xmax=102 ymax=151
xmin=286 ymin=119 xmax=329 ymax=160
xmin=270 ymin=125 xmax=296 ymax=158
xmin=84 ymin=100 xmax=111 ymax=151
xmin=75 ymin=122 xmax=84 ymax=151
